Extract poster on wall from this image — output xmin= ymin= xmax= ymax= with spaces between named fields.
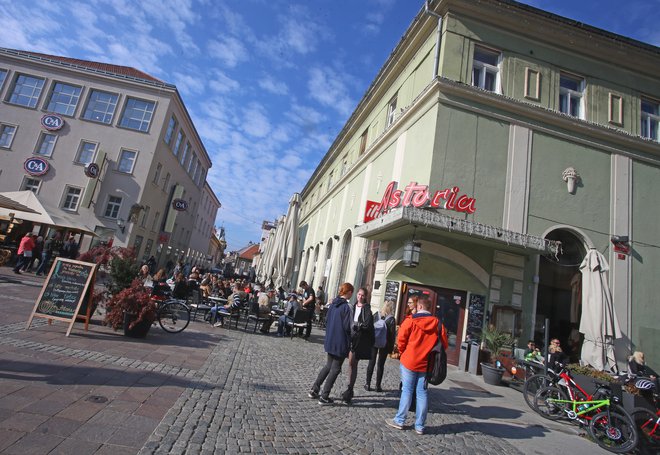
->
xmin=466 ymin=294 xmax=486 ymax=342
xmin=384 ymin=280 xmax=400 ymax=304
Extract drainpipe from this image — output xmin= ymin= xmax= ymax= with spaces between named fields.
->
xmin=424 ymin=0 xmax=443 ymax=80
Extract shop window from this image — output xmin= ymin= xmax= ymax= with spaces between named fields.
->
xmin=75 ymin=140 xmax=97 ymax=164
xmin=35 ymin=132 xmax=57 ymax=157
xmin=46 ymin=82 xmax=81 ymax=116
xmin=472 ymin=46 xmax=501 ymax=93
xmin=0 ymin=124 xmax=17 ymax=148
xmin=559 ymin=73 xmax=585 ymax=119
xmin=83 ymin=89 xmax=118 ymax=124
xmin=641 ymin=98 xmax=659 ymax=141
xmin=119 ymin=97 xmax=155 ymax=132
xmin=7 ymin=73 xmax=45 ymax=108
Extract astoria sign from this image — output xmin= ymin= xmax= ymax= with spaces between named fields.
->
xmin=364 ymin=181 xmax=476 ymax=223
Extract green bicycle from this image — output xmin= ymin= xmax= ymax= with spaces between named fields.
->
xmin=534 ymin=383 xmax=638 ymax=453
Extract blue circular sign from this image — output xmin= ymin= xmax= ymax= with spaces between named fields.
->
xmin=172 ymin=198 xmax=188 ymax=211
xmin=24 ymin=157 xmax=50 ymax=176
xmin=41 ymin=114 xmax=64 ymax=131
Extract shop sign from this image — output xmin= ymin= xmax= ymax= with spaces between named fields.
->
xmin=365 ymin=180 xmax=477 ymax=222
xmin=40 ymin=114 xmax=64 ymax=131
xmin=24 ymin=157 xmax=50 ymax=176
xmin=84 ymin=163 xmax=100 ymax=178
xmin=172 ymin=199 xmax=188 ymax=211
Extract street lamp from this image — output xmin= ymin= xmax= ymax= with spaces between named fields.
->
xmin=116 ymin=218 xmax=126 ymax=234
xmin=403 ymin=226 xmax=421 ymax=267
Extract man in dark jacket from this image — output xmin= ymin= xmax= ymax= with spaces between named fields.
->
xmin=340 ymin=287 xmax=374 ymax=404
xmin=308 ymin=283 xmax=354 ymax=405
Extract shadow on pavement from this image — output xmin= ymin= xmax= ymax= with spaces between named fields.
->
xmin=430 ymin=421 xmax=550 ymax=439
xmin=444 ymin=404 xmax=524 ymax=420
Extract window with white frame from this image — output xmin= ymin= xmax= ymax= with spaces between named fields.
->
xmin=180 ymin=141 xmax=190 ymax=166
xmin=119 ymin=97 xmax=155 ymax=132
xmin=46 ymin=82 xmax=81 ymax=116
xmin=21 ymin=177 xmax=41 ymax=194
xmin=75 ymin=141 xmax=97 ymax=164
xmin=173 ymin=131 xmax=184 ymax=157
xmin=153 ymin=163 xmax=162 ymax=184
xmin=117 ymin=149 xmax=137 ymax=173
xmin=193 ymin=162 xmax=202 ymax=184
xmin=141 ymin=205 xmax=150 ymax=227
xmin=162 ymin=172 xmax=171 ymax=193
xmin=104 ymin=195 xmax=122 ymax=218
xmin=164 ymin=115 xmax=177 ymax=146
xmin=188 ymin=153 xmax=197 ymax=175
xmin=386 ymin=93 xmax=398 ymax=127
xmin=62 ymin=186 xmax=82 ymax=211
xmin=641 ymin=99 xmax=659 ymax=141
xmin=0 ymin=124 xmax=17 ymax=148
xmin=82 ymin=89 xmax=118 ymax=124
xmin=35 ymin=132 xmax=57 ymax=157
xmin=8 ymin=73 xmax=45 ymax=108
xmin=559 ymin=74 xmax=585 ymax=118
xmin=358 ymin=129 xmax=368 ymax=155
xmin=472 ymin=46 xmax=501 ymax=93
xmin=0 ymin=69 xmax=7 ymax=88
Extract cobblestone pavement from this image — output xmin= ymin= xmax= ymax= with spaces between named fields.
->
xmin=0 ymin=268 xmax=609 ymax=454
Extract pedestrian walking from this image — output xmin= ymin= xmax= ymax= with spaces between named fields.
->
xmin=340 ymin=287 xmax=374 ymax=404
xmin=22 ymin=235 xmax=43 ymax=272
xmin=13 ymin=233 xmax=35 ymax=274
xmin=365 ymin=299 xmax=396 ymax=392
xmin=386 ymin=297 xmax=448 ymax=435
xmin=35 ymin=234 xmax=56 ymax=276
xmin=308 ymin=282 xmax=354 ymax=405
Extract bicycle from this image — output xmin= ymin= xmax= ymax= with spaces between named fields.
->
xmin=521 ymin=363 xmax=559 ymax=410
xmin=153 ymin=296 xmax=191 ymax=334
xmin=534 ymin=380 xmax=638 ymax=453
xmin=630 ymin=379 xmax=660 ymax=451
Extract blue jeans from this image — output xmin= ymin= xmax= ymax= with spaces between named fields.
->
xmin=394 ymin=364 xmax=428 ymax=432
xmin=277 ymin=315 xmax=293 ymax=335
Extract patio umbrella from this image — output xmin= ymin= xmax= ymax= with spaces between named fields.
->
xmin=578 ymin=249 xmax=622 ymax=372
xmin=279 ymin=193 xmax=301 ymax=289
xmin=0 ymin=194 xmax=41 ymax=214
xmin=270 ymin=215 xmax=287 ymax=288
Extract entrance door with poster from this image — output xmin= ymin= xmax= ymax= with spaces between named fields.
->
xmin=405 ymin=284 xmax=466 ymax=366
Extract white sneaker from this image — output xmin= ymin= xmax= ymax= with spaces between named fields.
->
xmin=213 ymin=322 xmax=223 ymax=327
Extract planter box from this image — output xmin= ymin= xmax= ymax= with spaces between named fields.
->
xmin=622 ymin=391 xmax=654 ymax=414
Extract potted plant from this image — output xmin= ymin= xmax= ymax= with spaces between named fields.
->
xmin=480 ymin=324 xmax=513 ymax=385
xmin=104 ymin=278 xmax=157 ymax=338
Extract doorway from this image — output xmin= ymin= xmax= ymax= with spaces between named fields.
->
xmin=405 ymin=284 xmax=466 ymax=366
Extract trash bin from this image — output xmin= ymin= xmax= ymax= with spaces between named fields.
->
xmin=468 ymin=341 xmax=482 ymax=375
xmin=458 ymin=341 xmax=470 ymax=372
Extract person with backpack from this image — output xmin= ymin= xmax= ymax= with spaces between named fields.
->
xmin=365 ymin=299 xmax=396 ymax=392
xmin=386 ymin=296 xmax=448 ymax=435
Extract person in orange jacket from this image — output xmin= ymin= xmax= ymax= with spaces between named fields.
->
xmin=386 ymin=296 xmax=448 ymax=435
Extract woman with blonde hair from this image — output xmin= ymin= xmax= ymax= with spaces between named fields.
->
xmin=365 ymin=299 xmax=396 ymax=392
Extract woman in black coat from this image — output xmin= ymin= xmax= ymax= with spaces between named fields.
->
xmin=340 ymin=287 xmax=374 ymax=405
xmin=365 ymin=299 xmax=396 ymax=392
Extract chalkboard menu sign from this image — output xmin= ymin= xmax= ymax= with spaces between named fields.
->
xmin=26 ymin=258 xmax=97 ymax=336
xmin=466 ymin=294 xmax=485 ymax=342
xmin=384 ymin=280 xmax=400 ymax=304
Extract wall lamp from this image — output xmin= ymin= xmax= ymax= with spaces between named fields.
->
xmin=403 ymin=226 xmax=421 ymax=267
xmin=116 ymin=218 xmax=126 ymax=234
xmin=610 ymin=235 xmax=630 ymax=255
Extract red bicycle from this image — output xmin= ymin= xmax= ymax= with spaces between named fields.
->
xmin=630 ymin=379 xmax=659 ymax=452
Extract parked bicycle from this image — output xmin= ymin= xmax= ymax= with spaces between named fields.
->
xmin=630 ymin=378 xmax=660 ymax=453
xmin=150 ymin=288 xmax=191 ymax=334
xmin=521 ymin=362 xmax=559 ymax=410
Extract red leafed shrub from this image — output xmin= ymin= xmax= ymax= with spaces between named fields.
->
xmin=104 ymin=279 xmax=157 ymax=331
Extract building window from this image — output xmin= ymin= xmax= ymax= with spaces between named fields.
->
xmin=144 ymin=238 xmax=153 ymax=256
xmin=193 ymin=162 xmax=202 ymax=185
xmin=641 ymin=99 xmax=659 ymax=141
xmin=164 ymin=115 xmax=177 ymax=145
xmin=327 ymin=170 xmax=334 ymax=192
xmin=472 ymin=46 xmax=501 ymax=93
xmin=46 ymin=82 xmax=81 ymax=116
xmin=0 ymin=124 xmax=17 ymax=148
xmin=75 ymin=141 xmax=97 ymax=164
xmin=21 ymin=177 xmax=41 ymax=194
xmin=386 ymin=94 xmax=398 ymax=127
xmin=0 ymin=69 xmax=7 ymax=88
xmin=151 ymin=212 xmax=160 ymax=232
xmin=153 ymin=163 xmax=162 ymax=185
xmin=559 ymin=74 xmax=585 ymax=119
xmin=83 ymin=89 xmax=118 ymax=124
xmin=141 ymin=205 xmax=150 ymax=228
xmin=117 ymin=149 xmax=137 ymax=173
xmin=8 ymin=74 xmax=45 ymax=108
xmin=62 ymin=186 xmax=82 ymax=211
xmin=173 ymin=131 xmax=184 ymax=157
xmin=104 ymin=195 xmax=122 ymax=219
xmin=163 ymin=173 xmax=171 ymax=192
xmin=35 ymin=132 xmax=57 ymax=157
xmin=119 ymin=97 xmax=155 ymax=132
xmin=358 ymin=129 xmax=368 ymax=155
xmin=180 ymin=141 xmax=190 ymax=167
xmin=188 ymin=153 xmax=197 ymax=175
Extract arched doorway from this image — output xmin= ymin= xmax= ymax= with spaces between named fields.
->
xmin=536 ymin=229 xmax=587 ymax=362
xmin=335 ymin=231 xmax=352 ymax=296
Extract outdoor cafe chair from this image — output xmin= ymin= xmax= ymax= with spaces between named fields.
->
xmin=286 ymin=309 xmax=311 ymax=340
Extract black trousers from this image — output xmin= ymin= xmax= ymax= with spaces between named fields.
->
xmin=312 ymin=354 xmax=345 ymax=398
xmin=366 ymin=346 xmax=388 ymax=388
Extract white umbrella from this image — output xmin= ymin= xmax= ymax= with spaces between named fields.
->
xmin=268 ymin=215 xmax=287 ymax=287
xmin=257 ymin=232 xmax=274 ymax=282
xmin=279 ymin=193 xmax=301 ymax=289
xmin=579 ymin=249 xmax=622 ymax=371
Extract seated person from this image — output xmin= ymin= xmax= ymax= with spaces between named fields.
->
xmin=547 ymin=338 xmax=568 ymax=372
xmin=258 ymin=288 xmax=277 ymax=333
xmin=151 ymin=268 xmax=171 ymax=300
xmin=628 ymin=351 xmax=658 ymax=380
xmin=139 ymin=264 xmax=153 ymax=287
xmin=211 ymin=284 xmax=242 ymax=327
xmin=199 ymin=273 xmax=212 ymax=298
xmin=276 ymin=293 xmax=300 ymax=337
xmin=171 ymin=273 xmax=189 ymax=300
xmin=524 ymin=340 xmax=543 ymax=363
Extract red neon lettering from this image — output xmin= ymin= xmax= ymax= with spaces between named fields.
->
xmin=456 ymin=195 xmax=477 ymax=214
xmin=389 ymin=190 xmax=402 ymax=208
xmin=402 ymin=182 xmax=426 ymax=206
xmin=412 ymin=188 xmax=429 ymax=207
xmin=377 ymin=181 xmax=397 ymax=215
xmin=445 ymin=187 xmax=459 ymax=210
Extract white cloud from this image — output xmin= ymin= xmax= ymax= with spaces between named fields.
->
xmin=173 ymin=72 xmax=206 ymax=97
xmin=209 ymin=70 xmax=241 ymax=94
xmin=242 ymin=103 xmax=272 ymax=138
xmin=307 ymin=67 xmax=355 ymax=118
xmin=258 ymin=76 xmax=289 ymax=95
xmin=208 ymin=36 xmax=249 ymax=68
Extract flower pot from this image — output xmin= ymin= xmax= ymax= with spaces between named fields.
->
xmin=123 ymin=312 xmax=152 ymax=338
xmin=481 ymin=362 xmax=505 ymax=385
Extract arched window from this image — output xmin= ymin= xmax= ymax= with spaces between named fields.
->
xmin=335 ymin=231 xmax=352 ymax=295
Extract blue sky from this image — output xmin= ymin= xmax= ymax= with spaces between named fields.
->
xmin=1 ymin=0 xmax=658 ymax=251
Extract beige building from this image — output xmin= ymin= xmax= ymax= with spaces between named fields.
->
xmin=0 ymin=48 xmax=219 ymax=267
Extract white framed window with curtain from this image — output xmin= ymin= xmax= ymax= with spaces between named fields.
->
xmin=75 ymin=140 xmax=98 ymax=164
xmin=35 ymin=132 xmax=57 ymax=157
xmin=472 ymin=46 xmax=501 ymax=93
xmin=386 ymin=93 xmax=398 ymax=127
xmin=62 ymin=186 xmax=83 ymax=211
xmin=104 ymin=195 xmax=122 ymax=219
xmin=559 ymin=73 xmax=585 ymax=119
xmin=0 ymin=124 xmax=17 ymax=148
xmin=117 ymin=149 xmax=137 ymax=174
xmin=641 ymin=98 xmax=659 ymax=141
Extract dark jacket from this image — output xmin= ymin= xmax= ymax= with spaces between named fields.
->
xmin=350 ymin=303 xmax=375 ymax=360
xmin=172 ymin=281 xmax=189 ymax=299
xmin=324 ymin=297 xmax=353 ymax=358
xmin=384 ymin=315 xmax=396 ymax=354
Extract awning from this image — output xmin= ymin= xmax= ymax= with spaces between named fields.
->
xmin=0 ymin=194 xmax=41 ymax=214
xmin=354 ymin=206 xmax=561 ymax=256
xmin=0 ymin=191 xmax=96 ymax=236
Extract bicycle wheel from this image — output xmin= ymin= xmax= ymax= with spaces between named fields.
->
xmin=632 ymin=407 xmax=660 ymax=447
xmin=523 ymin=374 xmax=555 ymax=410
xmin=158 ymin=301 xmax=191 ymax=333
xmin=588 ymin=409 xmax=638 ymax=453
xmin=533 ymin=385 xmax=568 ymax=420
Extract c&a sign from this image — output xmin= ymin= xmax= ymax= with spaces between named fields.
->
xmin=364 ymin=181 xmax=476 ymax=223
xmin=40 ymin=114 xmax=64 ymax=131
xmin=24 ymin=157 xmax=50 ymax=176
